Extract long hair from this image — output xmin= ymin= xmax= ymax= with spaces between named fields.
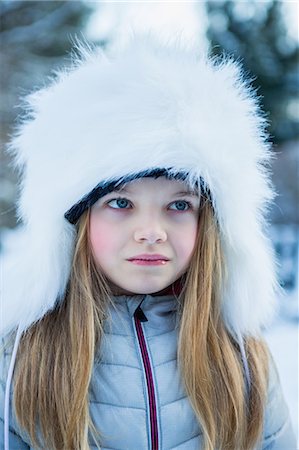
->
xmin=13 ymin=211 xmax=111 ymax=449
xmin=11 ymin=199 xmax=269 ymax=449
xmin=178 ymin=198 xmax=269 ymax=450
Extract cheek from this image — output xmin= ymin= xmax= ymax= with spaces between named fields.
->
xmin=175 ymin=221 xmax=198 ymax=262
xmin=89 ymin=216 xmax=116 ymax=259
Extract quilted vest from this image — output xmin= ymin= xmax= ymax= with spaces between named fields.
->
xmin=89 ymin=294 xmax=202 ymax=449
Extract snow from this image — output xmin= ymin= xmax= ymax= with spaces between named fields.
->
xmin=264 ymin=315 xmax=299 ymax=444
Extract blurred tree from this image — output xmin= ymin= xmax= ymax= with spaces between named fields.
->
xmin=205 ymin=0 xmax=299 ymax=145
xmin=0 ymin=0 xmax=94 ymax=125
xmin=0 ymin=0 xmax=95 ymax=229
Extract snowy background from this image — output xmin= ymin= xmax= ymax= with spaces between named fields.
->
xmin=1 ymin=1 xmax=298 ymax=447
xmin=265 ymin=313 xmax=298 ymax=443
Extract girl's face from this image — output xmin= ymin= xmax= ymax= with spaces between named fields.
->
xmin=89 ymin=177 xmax=200 ymax=295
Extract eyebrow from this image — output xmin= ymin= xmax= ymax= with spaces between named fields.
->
xmin=113 ymin=187 xmax=198 ymax=197
xmin=173 ymin=191 xmax=198 ymax=197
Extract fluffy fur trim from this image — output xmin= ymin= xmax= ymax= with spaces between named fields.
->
xmin=1 ymin=36 xmax=278 ymax=337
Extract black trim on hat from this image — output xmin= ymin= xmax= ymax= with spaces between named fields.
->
xmin=64 ymin=168 xmax=191 ymax=224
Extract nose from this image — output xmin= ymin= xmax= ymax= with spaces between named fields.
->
xmin=134 ymin=221 xmax=167 ymax=244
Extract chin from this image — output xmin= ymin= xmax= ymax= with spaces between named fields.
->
xmin=108 ymin=277 xmax=174 ymax=296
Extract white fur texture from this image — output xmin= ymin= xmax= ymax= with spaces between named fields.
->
xmin=1 ymin=36 xmax=278 ymax=337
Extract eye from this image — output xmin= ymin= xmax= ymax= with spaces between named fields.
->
xmin=169 ymin=200 xmax=193 ymax=211
xmin=107 ymin=197 xmax=132 ymax=209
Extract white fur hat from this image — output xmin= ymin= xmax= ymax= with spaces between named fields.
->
xmin=1 ymin=36 xmax=278 ymax=338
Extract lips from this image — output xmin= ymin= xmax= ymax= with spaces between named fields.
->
xmin=127 ymin=254 xmax=170 ymax=261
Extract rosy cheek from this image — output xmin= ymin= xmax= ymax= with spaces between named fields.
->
xmin=178 ymin=225 xmax=198 ymax=261
xmin=89 ymin=217 xmax=115 ymax=256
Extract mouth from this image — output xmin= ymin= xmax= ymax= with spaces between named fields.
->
xmin=127 ymin=254 xmax=170 ymax=266
xmin=128 ymin=259 xmax=168 ymax=266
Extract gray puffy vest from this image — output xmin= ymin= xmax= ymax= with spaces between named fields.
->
xmin=89 ymin=294 xmax=201 ymax=449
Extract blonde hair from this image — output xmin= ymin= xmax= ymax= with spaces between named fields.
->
xmin=11 ymin=198 xmax=269 ymax=449
xmin=178 ymin=199 xmax=269 ymax=450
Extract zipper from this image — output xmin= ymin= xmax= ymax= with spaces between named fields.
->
xmin=134 ymin=306 xmax=159 ymax=450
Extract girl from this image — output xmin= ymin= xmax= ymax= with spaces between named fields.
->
xmin=0 ymin=36 xmax=296 ymax=450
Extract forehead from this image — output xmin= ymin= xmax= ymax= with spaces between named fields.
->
xmin=114 ymin=176 xmax=197 ymax=195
